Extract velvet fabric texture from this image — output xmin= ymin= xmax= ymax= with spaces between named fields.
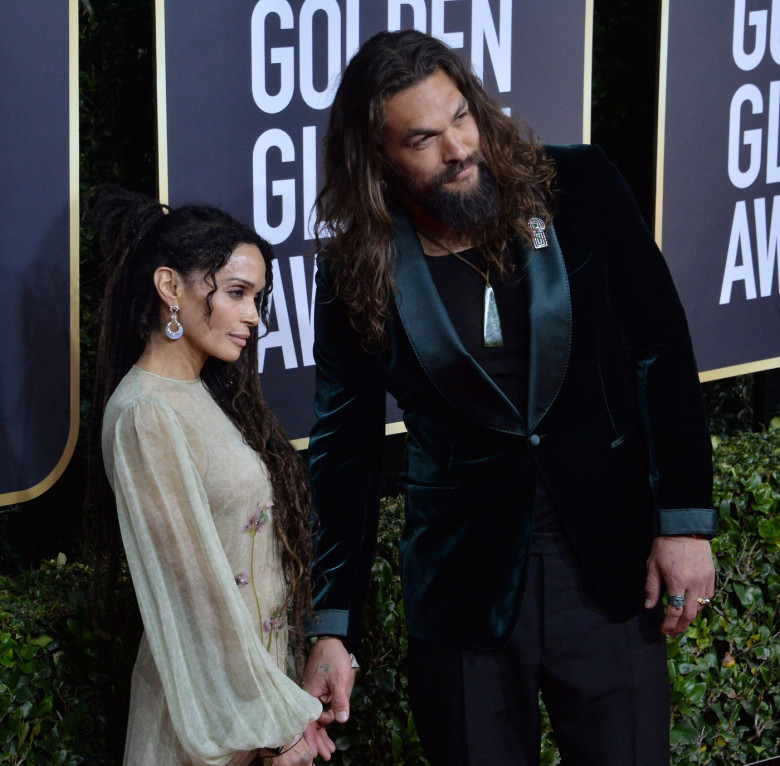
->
xmin=307 ymin=144 xmax=716 ymax=650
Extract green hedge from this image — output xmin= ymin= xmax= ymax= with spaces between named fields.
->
xmin=0 ymin=560 xmax=139 ymax=765
xmin=1 ymin=429 xmax=778 ymax=765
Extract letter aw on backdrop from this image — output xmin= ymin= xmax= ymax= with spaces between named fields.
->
xmin=258 ymin=255 xmax=317 ymax=372
xmin=720 ymin=196 xmax=780 ymax=304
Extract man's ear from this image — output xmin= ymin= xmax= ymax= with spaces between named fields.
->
xmin=153 ymin=266 xmax=181 ymax=306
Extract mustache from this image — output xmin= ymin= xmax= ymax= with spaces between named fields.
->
xmin=431 ymin=151 xmax=486 ymax=187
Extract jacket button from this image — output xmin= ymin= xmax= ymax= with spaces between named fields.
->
xmin=528 ymin=434 xmax=541 ymax=447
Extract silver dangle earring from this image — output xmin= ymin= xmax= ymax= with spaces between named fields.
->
xmin=165 ymin=304 xmax=183 ymax=340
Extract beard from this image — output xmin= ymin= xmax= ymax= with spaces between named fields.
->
xmin=399 ymin=154 xmax=502 ymax=235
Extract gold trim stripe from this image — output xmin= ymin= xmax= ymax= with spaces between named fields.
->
xmin=582 ymin=0 xmax=594 ymax=143
xmin=654 ymin=0 xmax=670 ymax=247
xmin=0 ymin=0 xmax=81 ymax=505
xmin=699 ymin=357 xmax=780 ymax=383
xmin=156 ymin=0 xmax=169 ymax=204
xmin=290 ymin=421 xmax=407 ymax=452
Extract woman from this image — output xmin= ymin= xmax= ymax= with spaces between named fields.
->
xmin=85 ymin=186 xmax=332 ymax=765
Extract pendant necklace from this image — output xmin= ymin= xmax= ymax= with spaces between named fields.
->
xmin=418 ymin=231 xmax=504 ymax=348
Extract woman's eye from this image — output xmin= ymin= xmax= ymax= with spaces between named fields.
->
xmin=228 ymin=289 xmax=244 ymax=299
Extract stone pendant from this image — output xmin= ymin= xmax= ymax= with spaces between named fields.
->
xmin=483 ymin=284 xmax=504 ymax=347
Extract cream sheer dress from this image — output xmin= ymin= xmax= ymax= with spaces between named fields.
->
xmin=102 ymin=367 xmax=321 ymax=766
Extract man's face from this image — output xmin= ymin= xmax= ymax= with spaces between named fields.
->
xmin=382 ymin=69 xmax=485 ymax=228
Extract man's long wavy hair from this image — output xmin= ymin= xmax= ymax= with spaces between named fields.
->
xmin=84 ymin=185 xmax=313 ymax=670
xmin=314 ymin=29 xmax=556 ymax=349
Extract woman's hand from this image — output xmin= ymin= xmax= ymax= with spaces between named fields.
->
xmin=302 ymin=720 xmax=336 ymax=762
xmin=258 ymin=732 xmax=314 ymax=765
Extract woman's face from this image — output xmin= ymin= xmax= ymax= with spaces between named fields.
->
xmin=175 ymin=242 xmax=266 ymax=367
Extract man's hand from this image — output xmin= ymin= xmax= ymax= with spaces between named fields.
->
xmin=300 ymin=637 xmax=356 ymax=757
xmin=645 ymin=535 xmax=715 ymax=637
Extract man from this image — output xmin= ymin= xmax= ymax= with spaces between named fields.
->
xmin=301 ymin=29 xmax=716 ymax=766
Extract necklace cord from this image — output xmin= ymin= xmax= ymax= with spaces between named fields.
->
xmin=416 ymin=230 xmax=490 ymax=285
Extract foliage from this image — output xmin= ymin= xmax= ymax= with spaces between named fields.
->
xmin=0 ymin=557 xmax=139 ymax=766
xmin=666 ymin=426 xmax=779 ymax=765
xmin=703 ymin=376 xmax=755 ymax=436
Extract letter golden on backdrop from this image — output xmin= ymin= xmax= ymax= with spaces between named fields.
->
xmin=0 ymin=1 xmax=79 ymax=503
xmin=157 ymin=0 xmax=592 ymax=443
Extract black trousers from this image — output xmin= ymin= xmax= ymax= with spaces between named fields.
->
xmin=407 ymin=547 xmax=670 ymax=766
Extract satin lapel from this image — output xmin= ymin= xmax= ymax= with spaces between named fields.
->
xmin=391 ymin=211 xmax=525 ymax=435
xmin=525 ymin=224 xmax=572 ymax=433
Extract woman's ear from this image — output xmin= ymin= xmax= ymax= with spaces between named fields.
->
xmin=153 ymin=266 xmax=181 ymax=306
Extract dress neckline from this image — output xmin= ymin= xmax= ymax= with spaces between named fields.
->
xmin=133 ymin=365 xmax=201 ymax=384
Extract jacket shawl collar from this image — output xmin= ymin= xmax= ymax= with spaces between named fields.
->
xmin=391 ymin=209 xmax=571 ymax=435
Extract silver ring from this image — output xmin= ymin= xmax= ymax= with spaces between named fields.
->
xmin=668 ymin=594 xmax=686 ymax=609
xmin=696 ymin=597 xmax=711 ymax=606
xmin=349 ymin=652 xmax=360 ymax=671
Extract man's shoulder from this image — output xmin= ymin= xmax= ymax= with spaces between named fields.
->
xmin=543 ymin=142 xmax=606 ymax=167
xmin=542 ymin=143 xmax=613 ymax=200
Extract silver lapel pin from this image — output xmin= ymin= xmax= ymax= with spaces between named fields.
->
xmin=528 ymin=217 xmax=548 ymax=250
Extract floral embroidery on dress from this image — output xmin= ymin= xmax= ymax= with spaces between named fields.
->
xmin=264 ymin=613 xmax=285 ymax=633
xmin=264 ymin=597 xmax=290 ymax=659
xmin=238 ymin=501 xmax=287 ymax=664
xmin=234 ymin=571 xmax=249 ymax=587
xmin=264 ymin=602 xmax=285 ymax=635
xmin=244 ymin=503 xmax=270 ymax=535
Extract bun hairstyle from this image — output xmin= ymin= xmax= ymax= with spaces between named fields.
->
xmin=83 ymin=185 xmax=313 ymax=669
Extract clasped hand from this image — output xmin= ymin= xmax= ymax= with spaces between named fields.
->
xmin=299 ymin=637 xmax=357 ymax=761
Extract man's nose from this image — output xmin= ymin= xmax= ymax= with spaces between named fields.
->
xmin=441 ymin=131 xmax=468 ymax=163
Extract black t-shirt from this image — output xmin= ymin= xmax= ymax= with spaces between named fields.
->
xmin=423 ymin=246 xmax=529 ymax=410
xmin=424 ymin=245 xmax=566 ymax=550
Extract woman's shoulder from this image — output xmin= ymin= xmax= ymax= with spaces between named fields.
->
xmin=105 ymin=366 xmax=166 ymax=414
xmin=103 ymin=367 xmax=212 ymax=437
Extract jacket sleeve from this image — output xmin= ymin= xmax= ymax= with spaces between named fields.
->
xmin=306 ymin=255 xmax=388 ymax=647
xmin=590 ymin=144 xmax=717 ymax=537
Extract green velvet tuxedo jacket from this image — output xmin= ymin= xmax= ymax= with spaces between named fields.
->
xmin=307 ymin=144 xmax=717 ymax=650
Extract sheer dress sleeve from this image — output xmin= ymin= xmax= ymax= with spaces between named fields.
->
xmin=104 ymin=396 xmax=320 ymax=764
